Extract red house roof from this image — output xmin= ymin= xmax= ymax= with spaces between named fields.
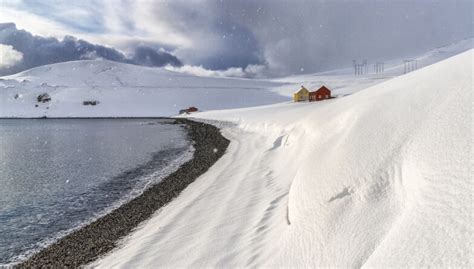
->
xmin=314 ymin=85 xmax=331 ymax=94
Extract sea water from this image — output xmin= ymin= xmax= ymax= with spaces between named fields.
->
xmin=0 ymin=119 xmax=193 ymax=265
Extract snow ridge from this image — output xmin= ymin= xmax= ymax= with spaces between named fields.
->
xmin=94 ymin=50 xmax=472 ymax=267
xmin=277 ymin=49 xmax=473 ymax=267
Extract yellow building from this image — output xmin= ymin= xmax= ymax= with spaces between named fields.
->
xmin=293 ymin=86 xmax=310 ymax=102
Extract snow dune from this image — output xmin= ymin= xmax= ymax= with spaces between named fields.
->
xmin=271 ymin=49 xmax=472 ymax=268
xmin=94 ymin=50 xmax=472 ymax=267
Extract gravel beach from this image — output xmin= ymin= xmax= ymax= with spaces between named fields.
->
xmin=17 ymin=118 xmax=230 ymax=268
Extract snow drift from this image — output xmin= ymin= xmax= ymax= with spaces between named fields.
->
xmin=95 ymin=50 xmax=472 ymax=267
xmin=273 ymin=49 xmax=473 ymax=268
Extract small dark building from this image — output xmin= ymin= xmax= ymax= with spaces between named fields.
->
xmin=309 ymin=86 xmax=331 ymax=102
xmin=179 ymin=106 xmax=199 ymax=114
xmin=187 ymin=107 xmax=198 ymax=113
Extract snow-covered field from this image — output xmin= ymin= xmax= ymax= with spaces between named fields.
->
xmin=91 ymin=47 xmax=472 ymax=267
xmin=0 ymin=61 xmax=287 ymax=117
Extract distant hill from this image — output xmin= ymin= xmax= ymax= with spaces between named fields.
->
xmin=1 ymin=38 xmax=471 ymax=118
xmin=0 ymin=60 xmax=286 ymax=118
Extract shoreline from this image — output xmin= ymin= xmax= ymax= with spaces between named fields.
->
xmin=0 ymin=117 xmax=176 ymax=119
xmin=16 ymin=118 xmax=230 ymax=268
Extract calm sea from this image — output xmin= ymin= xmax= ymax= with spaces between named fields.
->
xmin=0 ymin=119 xmax=193 ymax=265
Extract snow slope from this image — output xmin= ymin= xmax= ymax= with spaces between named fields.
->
xmin=272 ymin=37 xmax=473 ymax=97
xmin=1 ymin=38 xmax=470 ymax=118
xmin=0 ymin=60 xmax=287 ymax=117
xmin=94 ymin=49 xmax=472 ymax=267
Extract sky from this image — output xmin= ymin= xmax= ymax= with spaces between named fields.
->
xmin=0 ymin=0 xmax=472 ymax=77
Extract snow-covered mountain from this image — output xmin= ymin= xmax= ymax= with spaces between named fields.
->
xmin=95 ymin=49 xmax=473 ymax=268
xmin=1 ymin=38 xmax=471 ymax=118
xmin=0 ymin=60 xmax=287 ymax=117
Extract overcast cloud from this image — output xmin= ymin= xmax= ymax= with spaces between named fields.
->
xmin=0 ymin=0 xmax=472 ymax=77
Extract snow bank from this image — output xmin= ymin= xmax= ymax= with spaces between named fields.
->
xmin=94 ymin=49 xmax=472 ymax=267
xmin=271 ymin=49 xmax=472 ymax=267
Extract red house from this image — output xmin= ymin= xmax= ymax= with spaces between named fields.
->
xmin=187 ymin=106 xmax=198 ymax=112
xmin=309 ymin=85 xmax=331 ymax=102
xmin=178 ymin=106 xmax=199 ymax=114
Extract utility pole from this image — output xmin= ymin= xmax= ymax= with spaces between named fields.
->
xmin=374 ymin=62 xmax=384 ymax=74
xmin=353 ymin=60 xmax=357 ymax=76
xmin=403 ymin=60 xmax=418 ymax=74
xmin=353 ymin=60 xmax=367 ymax=76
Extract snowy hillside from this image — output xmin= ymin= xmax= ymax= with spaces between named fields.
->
xmin=0 ymin=60 xmax=286 ymax=117
xmin=1 ymin=38 xmax=471 ymax=118
xmin=272 ymin=37 xmax=473 ymax=96
xmin=95 ymin=50 xmax=473 ymax=267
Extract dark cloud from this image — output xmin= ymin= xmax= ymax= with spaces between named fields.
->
xmin=235 ymin=0 xmax=473 ymax=75
xmin=0 ymin=23 xmax=182 ymax=76
xmin=142 ymin=2 xmax=264 ymax=71
xmin=132 ymin=46 xmax=182 ymax=67
xmin=203 ymin=21 xmax=263 ymax=70
xmin=150 ymin=0 xmax=473 ymax=76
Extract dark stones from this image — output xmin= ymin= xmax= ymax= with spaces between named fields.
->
xmin=37 ymin=93 xmax=51 ymax=103
xmin=83 ymin=101 xmax=100 ymax=106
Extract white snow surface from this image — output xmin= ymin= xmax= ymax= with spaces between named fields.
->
xmin=0 ymin=60 xmax=287 ymax=117
xmin=91 ymin=47 xmax=473 ymax=268
xmin=1 ymin=38 xmax=471 ymax=118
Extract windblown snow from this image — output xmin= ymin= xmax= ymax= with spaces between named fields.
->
xmin=91 ymin=49 xmax=472 ymax=267
xmin=1 ymin=40 xmax=472 ymax=267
